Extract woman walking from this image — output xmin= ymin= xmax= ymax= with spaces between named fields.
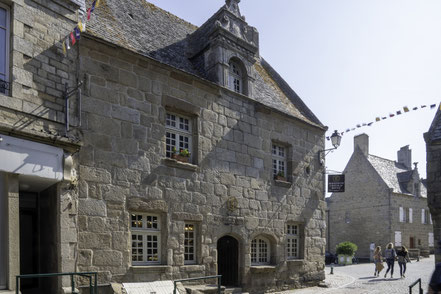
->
xmin=373 ymin=246 xmax=383 ymax=277
xmin=384 ymin=243 xmax=397 ymax=278
xmin=397 ymin=245 xmax=410 ymax=278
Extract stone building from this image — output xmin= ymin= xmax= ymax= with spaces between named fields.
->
xmin=425 ymin=105 xmax=441 ymax=263
xmin=327 ymin=134 xmax=433 ymax=259
xmin=0 ymin=0 xmax=327 ymax=293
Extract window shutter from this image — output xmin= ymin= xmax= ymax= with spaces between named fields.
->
xmin=422 ymin=209 xmax=425 ymax=224
xmin=409 ymin=208 xmax=413 ymax=223
xmin=429 ymin=233 xmax=434 ymax=247
xmin=399 ymin=207 xmax=404 ymax=222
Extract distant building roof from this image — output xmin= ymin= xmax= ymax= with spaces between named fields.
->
xmin=426 ymin=105 xmax=441 ymax=143
xmin=367 ymin=154 xmax=426 ymax=197
xmin=84 ymin=0 xmax=325 ymax=129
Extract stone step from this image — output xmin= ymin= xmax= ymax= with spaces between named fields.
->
xmin=224 ymin=287 xmax=243 ymax=294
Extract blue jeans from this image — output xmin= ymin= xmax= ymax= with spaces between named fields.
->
xmin=385 ymin=258 xmax=395 ymax=276
xmin=399 ymin=262 xmax=407 ymax=276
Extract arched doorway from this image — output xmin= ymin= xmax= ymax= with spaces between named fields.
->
xmin=217 ymin=235 xmax=239 ymax=286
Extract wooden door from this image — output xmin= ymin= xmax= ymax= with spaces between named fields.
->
xmin=217 ymin=236 xmax=239 ymax=286
xmin=410 ymin=237 xmax=414 ymax=248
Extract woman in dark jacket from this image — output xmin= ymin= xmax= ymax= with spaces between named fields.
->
xmin=397 ymin=245 xmax=410 ymax=278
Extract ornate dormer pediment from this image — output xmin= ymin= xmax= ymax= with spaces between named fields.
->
xmin=188 ymin=0 xmax=259 ymax=95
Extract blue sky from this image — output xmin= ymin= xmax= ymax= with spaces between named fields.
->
xmin=148 ymin=0 xmax=441 ymax=184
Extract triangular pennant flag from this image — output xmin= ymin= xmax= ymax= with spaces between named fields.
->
xmin=413 ymin=107 xmax=418 ymax=111
xmin=421 ymin=105 xmax=427 ymax=108
xmin=66 ymin=37 xmax=70 ymax=49
xmin=74 ymin=27 xmax=81 ymax=40
xmin=382 ymin=117 xmax=387 ymax=120
xmin=70 ymin=32 xmax=76 ymax=45
xmin=362 ymin=123 xmax=367 ymax=126
xmin=345 ymin=129 xmax=350 ymax=132
xmin=351 ymin=128 xmax=355 ymax=131
xmin=356 ymin=124 xmax=361 ymax=128
xmin=92 ymin=0 xmax=96 ymax=11
xmin=326 ymin=137 xmax=330 ymax=141
xmin=367 ymin=122 xmax=373 ymax=126
xmin=62 ymin=41 xmax=67 ymax=55
xmin=403 ymin=106 xmax=409 ymax=112
xmin=78 ymin=20 xmax=83 ymax=32
xmin=389 ymin=113 xmax=395 ymax=117
xmin=375 ymin=117 xmax=380 ymax=122
xmin=96 ymin=0 xmax=101 ymax=7
xmin=396 ymin=111 xmax=402 ymax=115
xmin=430 ymin=104 xmax=436 ymax=109
xmin=340 ymin=132 xmax=344 ymax=136
xmin=87 ymin=7 xmax=92 ymax=20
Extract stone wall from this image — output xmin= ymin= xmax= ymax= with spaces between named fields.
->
xmin=426 ymin=141 xmax=441 ymax=263
xmin=76 ymin=36 xmax=326 ymax=292
xmin=0 ymin=0 xmax=82 ymax=290
xmin=328 ymin=148 xmax=433 ymax=259
xmin=327 ymin=149 xmax=390 ymax=258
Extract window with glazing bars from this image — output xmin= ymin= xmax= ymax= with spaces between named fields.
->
xmin=131 ymin=214 xmax=161 ymax=265
xmin=166 ymin=112 xmax=192 ymax=159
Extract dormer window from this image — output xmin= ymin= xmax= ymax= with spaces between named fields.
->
xmin=229 ymin=60 xmax=243 ymax=94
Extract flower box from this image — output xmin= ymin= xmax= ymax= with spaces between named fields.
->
xmin=172 ymin=154 xmax=189 ymax=163
xmin=274 ymin=175 xmax=287 ymax=182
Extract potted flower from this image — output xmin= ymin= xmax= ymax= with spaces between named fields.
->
xmin=336 ymin=241 xmax=358 ymax=265
xmin=274 ymin=171 xmax=287 ymax=181
xmin=171 ymin=147 xmax=190 ymax=163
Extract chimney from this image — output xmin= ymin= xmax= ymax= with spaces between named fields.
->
xmin=354 ymin=134 xmax=369 ymax=157
xmin=397 ymin=145 xmax=412 ymax=170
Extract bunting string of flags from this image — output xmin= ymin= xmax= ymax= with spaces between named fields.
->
xmin=62 ymin=0 xmax=101 ymax=56
xmin=326 ymin=103 xmax=440 ymax=141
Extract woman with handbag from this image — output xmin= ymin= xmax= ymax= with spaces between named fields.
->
xmin=397 ymin=245 xmax=411 ymax=278
xmin=373 ymin=246 xmax=383 ymax=277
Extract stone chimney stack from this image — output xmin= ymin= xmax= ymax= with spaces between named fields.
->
xmin=354 ymin=134 xmax=369 ymax=157
xmin=397 ymin=145 xmax=412 ymax=170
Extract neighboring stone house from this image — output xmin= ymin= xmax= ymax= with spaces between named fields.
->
xmin=425 ymin=105 xmax=441 ymax=263
xmin=327 ymin=134 xmax=433 ymax=259
xmin=0 ymin=0 xmax=327 ymax=293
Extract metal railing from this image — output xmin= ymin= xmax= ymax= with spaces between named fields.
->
xmin=409 ymin=278 xmax=423 ymax=294
xmin=173 ymin=275 xmax=222 ymax=294
xmin=16 ymin=272 xmax=98 ymax=294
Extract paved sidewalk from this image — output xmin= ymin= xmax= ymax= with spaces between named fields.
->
xmin=276 ymin=255 xmax=435 ymax=294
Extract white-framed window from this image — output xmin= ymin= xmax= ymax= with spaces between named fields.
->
xmin=251 ymin=236 xmax=270 ymax=265
xmin=272 ymin=144 xmax=286 ymax=178
xmin=287 ymin=224 xmax=300 ymax=259
xmin=184 ymin=223 xmax=196 ymax=264
xmin=0 ymin=3 xmax=10 ymax=95
xmin=408 ymin=208 xmax=413 ymax=223
xmin=131 ymin=213 xmax=161 ymax=265
xmin=421 ymin=208 xmax=427 ymax=224
xmin=229 ymin=60 xmax=242 ymax=94
xmin=165 ymin=112 xmax=192 ymax=159
xmin=399 ymin=206 xmax=406 ymax=223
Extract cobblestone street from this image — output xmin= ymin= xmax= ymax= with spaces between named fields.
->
xmin=280 ymin=256 xmax=436 ymax=293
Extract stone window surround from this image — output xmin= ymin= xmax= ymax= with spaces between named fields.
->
xmin=251 ymin=236 xmax=271 ymax=265
xmin=227 ymin=57 xmax=248 ymax=96
xmin=229 ymin=59 xmax=243 ymax=94
xmin=130 ymin=213 xmax=162 ymax=266
xmin=0 ymin=2 xmax=10 ymax=96
xmin=162 ymin=95 xmax=201 ymax=168
xmin=286 ymin=224 xmax=300 ymax=260
xmin=165 ymin=112 xmax=193 ymax=160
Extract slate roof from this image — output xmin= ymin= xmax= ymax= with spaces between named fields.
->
xmin=426 ymin=105 xmax=441 ymax=143
xmin=84 ymin=0 xmax=324 ymax=129
xmin=367 ymin=155 xmax=427 ymax=197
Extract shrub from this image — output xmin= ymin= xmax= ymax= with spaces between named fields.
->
xmin=336 ymin=241 xmax=358 ymax=256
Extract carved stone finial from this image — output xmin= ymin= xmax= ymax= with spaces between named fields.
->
xmin=414 ymin=162 xmax=418 ymax=169
xmin=225 ymin=0 xmax=241 ymax=16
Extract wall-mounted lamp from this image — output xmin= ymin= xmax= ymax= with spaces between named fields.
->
xmin=319 ymin=130 xmax=342 ymax=165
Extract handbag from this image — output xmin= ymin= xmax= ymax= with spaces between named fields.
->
xmin=376 ymin=262 xmax=384 ymax=272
